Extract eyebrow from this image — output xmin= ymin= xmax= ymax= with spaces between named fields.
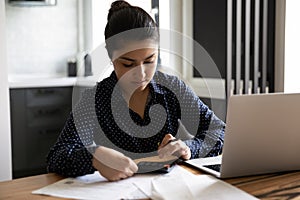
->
xmin=119 ymin=53 xmax=156 ymax=62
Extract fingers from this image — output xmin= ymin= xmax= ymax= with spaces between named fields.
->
xmin=179 ymin=145 xmax=191 ymax=160
xmin=128 ymin=162 xmax=138 ymax=174
xmin=92 ymin=147 xmax=138 ymax=181
xmin=158 ymin=140 xmax=181 ymax=158
xmin=158 ymin=139 xmax=191 ymax=160
xmin=92 ymin=157 xmax=136 ymax=182
xmin=94 ymin=146 xmax=138 ymax=173
xmin=112 ymin=171 xmax=131 ymax=181
xmin=118 ymin=156 xmax=138 ymax=173
xmin=106 ymin=163 xmax=137 ymax=181
xmin=158 ymin=134 xmax=175 ymax=150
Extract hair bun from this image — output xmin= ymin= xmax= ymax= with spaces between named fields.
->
xmin=108 ymin=0 xmax=131 ymax=20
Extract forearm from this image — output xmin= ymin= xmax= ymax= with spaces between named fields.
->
xmin=184 ymin=136 xmax=223 ymax=159
xmin=184 ymin=115 xmax=225 ymax=159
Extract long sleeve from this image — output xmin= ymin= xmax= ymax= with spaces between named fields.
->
xmin=47 ymin=87 xmax=99 ymax=177
xmin=174 ymin=77 xmax=225 ymax=159
xmin=152 ymin=71 xmax=225 ymax=159
xmin=184 ymin=104 xmax=225 ymax=158
xmin=46 ymin=114 xmax=96 ymax=177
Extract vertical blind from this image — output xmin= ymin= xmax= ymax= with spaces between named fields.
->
xmin=227 ymin=0 xmax=273 ymax=97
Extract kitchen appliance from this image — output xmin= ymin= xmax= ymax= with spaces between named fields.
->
xmin=84 ymin=53 xmax=92 ymax=77
xmin=8 ymin=0 xmax=57 ymax=7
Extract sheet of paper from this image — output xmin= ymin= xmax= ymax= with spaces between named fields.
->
xmin=185 ymin=155 xmax=222 ymax=166
xmin=33 ymin=165 xmax=258 ymax=200
xmin=32 ymin=171 xmax=157 ymax=200
xmin=150 ymin=167 xmax=195 ymax=200
xmin=136 ymin=165 xmax=258 ymax=200
xmin=184 ymin=174 xmax=259 ymax=200
xmin=133 ymin=165 xmax=189 ymax=197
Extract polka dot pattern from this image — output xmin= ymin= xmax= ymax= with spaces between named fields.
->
xmin=46 ymin=71 xmax=225 ymax=177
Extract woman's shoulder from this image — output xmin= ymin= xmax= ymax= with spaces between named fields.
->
xmin=154 ymin=71 xmax=183 ymax=84
xmin=154 ymin=70 xmax=200 ymax=100
xmin=154 ymin=70 xmax=189 ymax=91
xmin=76 ymin=73 xmax=116 ymax=101
xmin=95 ymin=72 xmax=117 ymax=91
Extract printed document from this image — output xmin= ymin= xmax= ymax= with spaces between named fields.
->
xmin=33 ymin=165 xmax=258 ymax=200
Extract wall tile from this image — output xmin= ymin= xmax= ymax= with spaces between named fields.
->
xmin=6 ymin=0 xmax=78 ymax=76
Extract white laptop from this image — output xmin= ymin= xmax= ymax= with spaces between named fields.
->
xmin=185 ymin=92 xmax=300 ymax=178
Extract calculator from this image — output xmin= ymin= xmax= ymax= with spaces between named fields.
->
xmin=136 ymin=160 xmax=177 ymax=173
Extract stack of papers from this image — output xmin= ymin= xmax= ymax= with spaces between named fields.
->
xmin=32 ymin=166 xmax=258 ymax=200
xmin=32 ymin=172 xmax=154 ymax=199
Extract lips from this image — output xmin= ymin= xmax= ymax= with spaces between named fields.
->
xmin=132 ymin=80 xmax=147 ymax=85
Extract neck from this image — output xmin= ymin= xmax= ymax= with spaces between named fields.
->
xmin=122 ymin=86 xmax=149 ymax=105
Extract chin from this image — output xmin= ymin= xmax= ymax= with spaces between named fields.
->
xmin=135 ymin=85 xmax=147 ymax=92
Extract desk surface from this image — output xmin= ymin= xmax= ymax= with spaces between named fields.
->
xmin=1 ymin=165 xmax=300 ymax=200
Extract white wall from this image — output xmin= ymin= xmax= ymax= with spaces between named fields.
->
xmin=90 ymin=0 xmax=152 ymax=50
xmin=0 ymin=0 xmax=12 ymax=181
xmin=5 ymin=0 xmax=78 ymax=76
xmin=284 ymin=0 xmax=300 ymax=92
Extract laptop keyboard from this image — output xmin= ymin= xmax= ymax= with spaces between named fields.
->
xmin=202 ymin=164 xmax=222 ymax=172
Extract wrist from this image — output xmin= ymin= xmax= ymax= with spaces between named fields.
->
xmin=87 ymin=145 xmax=101 ymax=154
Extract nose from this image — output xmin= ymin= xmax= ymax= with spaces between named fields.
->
xmin=133 ymin=64 xmax=146 ymax=79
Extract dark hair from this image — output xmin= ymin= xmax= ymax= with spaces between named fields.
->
xmin=105 ymin=0 xmax=159 ymax=59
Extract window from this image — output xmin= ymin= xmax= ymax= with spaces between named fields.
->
xmin=284 ymin=0 xmax=300 ymax=92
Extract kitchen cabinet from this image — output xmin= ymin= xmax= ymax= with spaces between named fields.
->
xmin=10 ymin=87 xmax=72 ymax=178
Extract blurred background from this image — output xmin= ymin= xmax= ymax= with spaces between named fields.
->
xmin=0 ymin=0 xmax=299 ymax=181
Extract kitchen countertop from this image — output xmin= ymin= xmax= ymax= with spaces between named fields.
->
xmin=8 ymin=74 xmax=100 ymax=88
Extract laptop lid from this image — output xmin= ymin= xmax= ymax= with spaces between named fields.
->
xmin=220 ymin=92 xmax=300 ymax=178
xmin=186 ymin=93 xmax=300 ymax=178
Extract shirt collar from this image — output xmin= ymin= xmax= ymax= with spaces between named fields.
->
xmin=110 ymin=71 xmax=118 ymax=84
xmin=149 ymin=72 xmax=164 ymax=95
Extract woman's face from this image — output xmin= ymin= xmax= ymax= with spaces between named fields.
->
xmin=112 ymin=45 xmax=158 ymax=93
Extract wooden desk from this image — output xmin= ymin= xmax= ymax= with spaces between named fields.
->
xmin=1 ymin=166 xmax=300 ymax=200
xmin=181 ymin=165 xmax=300 ymax=199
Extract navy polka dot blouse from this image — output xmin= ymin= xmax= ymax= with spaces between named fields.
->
xmin=47 ymin=71 xmax=225 ymax=177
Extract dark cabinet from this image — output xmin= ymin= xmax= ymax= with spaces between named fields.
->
xmin=10 ymin=87 xmax=72 ymax=178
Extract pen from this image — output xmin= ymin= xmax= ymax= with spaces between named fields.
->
xmin=158 ymin=138 xmax=179 ymax=148
xmin=167 ymin=138 xmax=179 ymax=144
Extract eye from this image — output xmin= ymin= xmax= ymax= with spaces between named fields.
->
xmin=123 ymin=63 xmax=134 ymax=68
xmin=144 ymin=60 xmax=154 ymax=65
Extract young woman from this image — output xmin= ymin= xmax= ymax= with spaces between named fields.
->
xmin=47 ymin=0 xmax=225 ymax=181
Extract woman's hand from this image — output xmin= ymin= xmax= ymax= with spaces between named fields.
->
xmin=92 ymin=146 xmax=138 ymax=181
xmin=158 ymin=134 xmax=191 ymax=160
